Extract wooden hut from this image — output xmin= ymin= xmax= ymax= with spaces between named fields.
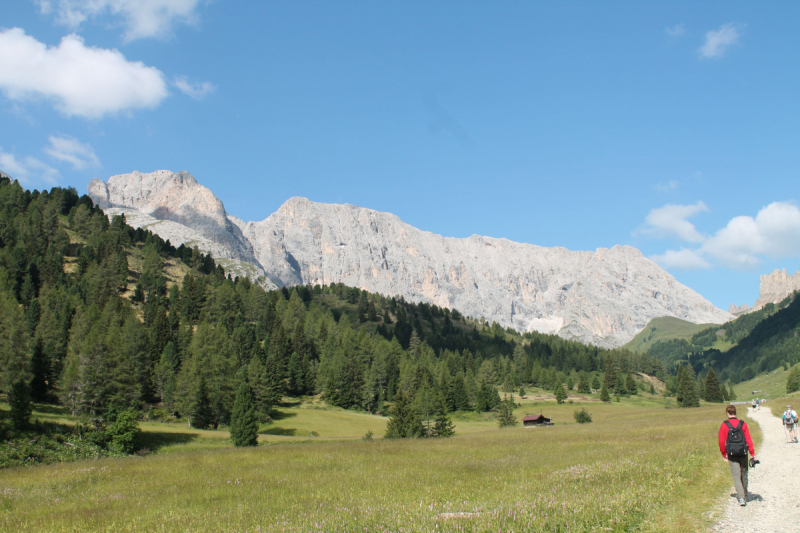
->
xmin=522 ymin=414 xmax=553 ymax=427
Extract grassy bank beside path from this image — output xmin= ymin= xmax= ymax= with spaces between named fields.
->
xmin=1 ymin=404 xmax=729 ymax=533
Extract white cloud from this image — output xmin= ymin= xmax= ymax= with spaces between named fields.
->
xmin=665 ymin=24 xmax=686 ymax=38
xmin=0 ymin=149 xmax=60 ymax=186
xmin=655 ymin=180 xmax=679 ymax=192
xmin=643 ymin=201 xmax=800 ymax=271
xmin=650 ymin=248 xmax=711 ymax=270
xmin=38 ymin=0 xmax=203 ymax=42
xmin=174 ymin=76 xmax=216 ymax=100
xmin=701 ymin=202 xmax=800 ymax=270
xmin=44 ymin=135 xmax=100 ymax=169
xmin=699 ymin=23 xmax=742 ymax=59
xmin=642 ymin=201 xmax=708 ymax=243
xmin=0 ymin=28 xmax=168 ymax=118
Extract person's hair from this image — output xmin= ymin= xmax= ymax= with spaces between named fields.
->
xmin=726 ymin=405 xmax=737 ymax=416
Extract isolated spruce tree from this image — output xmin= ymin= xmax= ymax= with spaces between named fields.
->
xmin=677 ymin=365 xmax=700 ymax=408
xmin=230 ymin=381 xmax=259 ymax=447
xmin=591 ymin=375 xmax=601 ymax=392
xmin=555 ymin=384 xmax=567 ymax=404
xmin=728 ymin=384 xmax=737 ymax=401
xmin=600 ymin=384 xmax=611 ymax=402
xmin=566 ymin=376 xmax=575 ymax=391
xmin=704 ymin=368 xmax=723 ymax=403
xmin=497 ymin=396 xmax=518 ymax=427
xmin=518 ymin=386 xmax=526 ymax=397
xmin=191 ymin=376 xmax=214 ymax=429
xmin=385 ymin=390 xmax=422 ymax=438
xmin=433 ymin=396 xmax=455 ymax=437
xmin=9 ymin=378 xmax=32 ymax=430
xmin=626 ymin=373 xmax=637 ymax=395
xmin=649 ymin=383 xmax=656 ymax=395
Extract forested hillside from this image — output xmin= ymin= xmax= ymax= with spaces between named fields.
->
xmin=0 ymin=178 xmax=665 ymax=456
xmin=639 ymin=290 xmax=800 ymax=385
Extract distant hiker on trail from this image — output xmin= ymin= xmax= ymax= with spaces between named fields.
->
xmin=783 ymin=405 xmax=798 ymax=443
xmin=752 ymin=399 xmax=758 ymax=411
xmin=719 ymin=405 xmax=756 ymax=507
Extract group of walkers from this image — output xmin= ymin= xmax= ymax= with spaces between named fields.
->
xmin=717 ymin=402 xmax=798 ymax=508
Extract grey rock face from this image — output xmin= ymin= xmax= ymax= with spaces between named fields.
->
xmin=754 ymin=268 xmax=800 ymax=310
xmin=89 ymin=172 xmax=733 ymax=348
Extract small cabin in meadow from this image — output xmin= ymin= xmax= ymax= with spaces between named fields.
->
xmin=522 ymin=414 xmax=553 ymax=427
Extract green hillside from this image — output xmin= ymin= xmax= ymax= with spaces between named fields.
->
xmin=623 ymin=316 xmax=718 ymax=353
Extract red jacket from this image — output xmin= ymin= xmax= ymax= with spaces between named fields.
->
xmin=718 ymin=418 xmax=755 ymax=458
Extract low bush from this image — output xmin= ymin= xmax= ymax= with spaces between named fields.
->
xmin=573 ymin=408 xmax=592 ymax=424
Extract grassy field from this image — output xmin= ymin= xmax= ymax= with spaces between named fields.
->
xmin=732 ymin=362 xmax=800 ymax=404
xmin=0 ymin=394 xmax=734 ymax=533
xmin=623 ymin=316 xmax=719 ymax=353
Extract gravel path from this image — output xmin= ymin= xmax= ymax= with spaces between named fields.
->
xmin=712 ymin=406 xmax=800 ymax=533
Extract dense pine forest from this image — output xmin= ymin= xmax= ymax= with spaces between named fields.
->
xmin=0 ymin=178 xmax=669 ymax=461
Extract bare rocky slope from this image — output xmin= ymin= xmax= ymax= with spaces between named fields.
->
xmin=729 ymin=268 xmax=800 ymax=316
xmin=89 ymin=170 xmax=732 ymax=348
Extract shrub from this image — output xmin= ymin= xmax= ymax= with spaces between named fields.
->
xmin=573 ymin=408 xmax=592 ymax=424
xmin=107 ymin=410 xmax=141 ymax=454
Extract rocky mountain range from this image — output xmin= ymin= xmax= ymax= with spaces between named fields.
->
xmin=89 ymin=170 xmax=733 ymax=348
xmin=729 ymin=268 xmax=800 ymax=316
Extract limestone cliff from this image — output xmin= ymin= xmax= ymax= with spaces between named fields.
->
xmin=89 ymin=171 xmax=733 ymax=347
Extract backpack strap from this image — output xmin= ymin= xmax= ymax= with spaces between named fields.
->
xmin=724 ymin=420 xmax=735 ymax=431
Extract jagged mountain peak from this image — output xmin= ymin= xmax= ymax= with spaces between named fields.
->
xmin=89 ymin=171 xmax=733 ymax=347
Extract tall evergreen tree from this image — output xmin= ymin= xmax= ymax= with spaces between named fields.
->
xmin=385 ymin=390 xmax=422 ymax=438
xmin=615 ymin=373 xmax=628 ymax=396
xmin=600 ymin=383 xmax=611 ymax=402
xmin=497 ymin=395 xmax=518 ymax=427
xmin=677 ymin=365 xmax=700 ymax=408
xmin=592 ymin=375 xmax=601 ymax=391
xmin=9 ymin=378 xmax=32 ymax=430
xmin=577 ymin=371 xmax=591 ymax=394
xmin=704 ymin=367 xmax=723 ymax=402
xmin=190 ymin=376 xmax=214 ymax=429
xmin=230 ymin=381 xmax=259 ymax=447
xmin=626 ymin=373 xmax=637 ymax=395
xmin=603 ymin=355 xmax=617 ymax=393
xmin=433 ymin=395 xmax=455 ymax=437
xmin=555 ymin=384 xmax=567 ymax=404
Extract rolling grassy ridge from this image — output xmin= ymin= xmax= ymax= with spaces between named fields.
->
xmin=0 ymin=400 xmax=730 ymax=533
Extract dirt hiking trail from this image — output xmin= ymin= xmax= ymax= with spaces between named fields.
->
xmin=713 ymin=406 xmax=800 ymax=533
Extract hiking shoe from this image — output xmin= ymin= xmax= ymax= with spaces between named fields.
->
xmin=738 ymin=498 xmax=746 ymax=507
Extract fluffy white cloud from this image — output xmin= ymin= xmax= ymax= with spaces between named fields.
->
xmin=0 ymin=28 xmax=168 ymax=118
xmin=0 ymin=149 xmax=60 ymax=186
xmin=44 ymin=135 xmax=100 ymax=169
xmin=38 ymin=0 xmax=203 ymax=42
xmin=665 ymin=24 xmax=686 ymax=38
xmin=650 ymin=248 xmax=711 ymax=270
xmin=699 ymin=23 xmax=742 ymax=59
xmin=642 ymin=201 xmax=708 ymax=243
xmin=701 ymin=202 xmax=800 ymax=270
xmin=644 ymin=201 xmax=800 ymax=271
xmin=174 ymin=76 xmax=216 ymax=100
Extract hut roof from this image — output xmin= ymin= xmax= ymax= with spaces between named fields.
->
xmin=522 ymin=414 xmax=550 ymax=422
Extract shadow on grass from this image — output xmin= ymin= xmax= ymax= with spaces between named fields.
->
xmin=139 ymin=431 xmax=199 ymax=451
xmin=261 ymin=427 xmax=297 ymax=436
xmin=32 ymin=404 xmax=71 ymax=416
xmin=269 ymin=410 xmax=297 ymax=421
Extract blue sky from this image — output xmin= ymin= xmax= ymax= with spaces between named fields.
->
xmin=2 ymin=1 xmax=799 ymax=310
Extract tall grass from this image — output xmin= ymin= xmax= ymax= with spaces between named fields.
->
xmin=0 ymin=404 xmax=729 ymax=532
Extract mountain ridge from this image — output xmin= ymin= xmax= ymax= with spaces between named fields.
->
xmin=88 ymin=170 xmax=733 ymax=347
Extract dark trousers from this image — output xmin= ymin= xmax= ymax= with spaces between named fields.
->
xmin=728 ymin=455 xmax=748 ymax=500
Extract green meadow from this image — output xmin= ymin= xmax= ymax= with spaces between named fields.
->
xmin=0 ymin=393 xmax=734 ymax=533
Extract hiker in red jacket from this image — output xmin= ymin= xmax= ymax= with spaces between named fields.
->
xmin=719 ymin=405 xmax=756 ymax=506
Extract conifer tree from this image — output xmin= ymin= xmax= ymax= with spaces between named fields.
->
xmin=555 ymin=384 xmax=567 ymax=404
xmin=230 ymin=381 xmax=259 ymax=446
xmin=728 ymin=384 xmax=737 ymax=401
xmin=577 ymin=371 xmax=591 ymax=394
xmin=615 ymin=373 xmax=628 ymax=396
xmin=496 ymin=395 xmax=517 ymax=427
xmin=626 ymin=373 xmax=637 ymax=395
xmin=603 ymin=355 xmax=617 ymax=393
xmin=704 ymin=367 xmax=723 ymax=402
xmin=29 ymin=338 xmax=49 ymax=402
xmin=9 ymin=378 xmax=32 ymax=430
xmin=650 ymin=383 xmax=656 ymax=395
xmin=385 ymin=390 xmax=421 ymax=438
xmin=787 ymin=367 xmax=800 ymax=394
xmin=433 ymin=395 xmax=455 ymax=437
xmin=191 ymin=376 xmax=214 ymax=429
xmin=592 ymin=375 xmax=601 ymax=392
xmin=600 ymin=383 xmax=610 ymax=402
xmin=566 ymin=376 xmax=575 ymax=391
xmin=677 ymin=365 xmax=699 ymax=407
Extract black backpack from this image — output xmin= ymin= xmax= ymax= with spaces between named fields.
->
xmin=725 ymin=420 xmax=747 ymax=457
